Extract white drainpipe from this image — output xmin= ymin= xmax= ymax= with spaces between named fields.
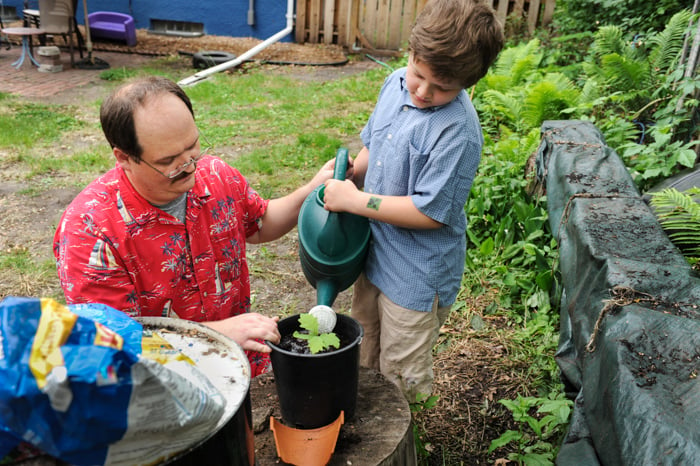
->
xmin=178 ymin=0 xmax=294 ymax=87
xmin=248 ymin=0 xmax=255 ymax=25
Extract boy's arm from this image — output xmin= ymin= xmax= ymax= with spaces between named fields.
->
xmin=351 ymin=146 xmax=369 ymax=189
xmin=323 ymin=179 xmax=441 ymax=229
xmin=248 ymin=158 xmax=336 ymax=244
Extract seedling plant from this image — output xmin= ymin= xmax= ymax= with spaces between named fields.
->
xmin=293 ymin=313 xmax=340 ymax=354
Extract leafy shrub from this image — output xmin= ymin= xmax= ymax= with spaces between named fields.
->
xmin=554 ymin=0 xmax=691 ymax=36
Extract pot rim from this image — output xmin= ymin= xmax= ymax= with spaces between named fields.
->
xmin=265 ymin=313 xmax=363 ymax=358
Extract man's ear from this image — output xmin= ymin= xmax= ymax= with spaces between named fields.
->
xmin=114 ymin=147 xmax=131 ymax=170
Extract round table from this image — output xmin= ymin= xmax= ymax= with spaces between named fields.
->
xmin=1 ymin=27 xmax=46 ymax=69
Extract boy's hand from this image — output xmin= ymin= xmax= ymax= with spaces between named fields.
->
xmin=323 ymin=179 xmax=358 ymax=212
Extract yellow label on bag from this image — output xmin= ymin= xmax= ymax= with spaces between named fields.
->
xmin=30 ymin=299 xmax=78 ymax=389
xmin=141 ymin=330 xmax=195 ymax=366
xmin=94 ymin=322 xmax=124 ymax=350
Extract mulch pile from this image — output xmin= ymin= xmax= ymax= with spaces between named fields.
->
xmin=86 ymin=27 xmax=349 ymax=65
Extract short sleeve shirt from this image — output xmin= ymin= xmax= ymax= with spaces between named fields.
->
xmin=53 ymin=156 xmax=271 ymax=375
xmin=361 ymin=68 xmax=483 ymax=311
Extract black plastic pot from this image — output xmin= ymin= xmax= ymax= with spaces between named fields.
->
xmin=267 ymin=314 xmax=363 ymax=429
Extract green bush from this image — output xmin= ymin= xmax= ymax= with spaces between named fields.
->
xmin=554 ymin=0 xmax=692 ymax=36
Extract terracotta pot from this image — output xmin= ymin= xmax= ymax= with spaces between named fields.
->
xmin=266 ymin=314 xmax=363 ymax=429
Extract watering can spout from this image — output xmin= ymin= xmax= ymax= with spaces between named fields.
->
xmin=316 ymin=279 xmax=339 ymax=308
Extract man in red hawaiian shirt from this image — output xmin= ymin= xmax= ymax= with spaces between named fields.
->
xmin=53 ymin=76 xmax=336 ymax=376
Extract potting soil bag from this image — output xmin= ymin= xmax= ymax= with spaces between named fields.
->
xmin=0 ymin=297 xmax=225 ymax=466
xmin=534 ymin=120 xmax=700 ymax=465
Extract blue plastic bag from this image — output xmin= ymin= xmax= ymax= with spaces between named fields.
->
xmin=0 ymin=297 xmax=224 ymax=466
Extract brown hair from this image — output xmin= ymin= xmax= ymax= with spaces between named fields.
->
xmin=408 ymin=0 xmax=504 ymax=88
xmin=99 ymin=76 xmax=194 ymax=161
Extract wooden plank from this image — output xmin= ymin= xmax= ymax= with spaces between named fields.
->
xmin=308 ymin=0 xmax=322 ymax=43
xmin=303 ymin=0 xmax=553 ymax=50
xmin=495 ymin=0 xmax=509 ymax=26
xmin=512 ymin=0 xmax=526 ymax=19
xmin=336 ymin=0 xmax=350 ymax=46
xmin=359 ymin=0 xmax=376 ymax=46
xmin=527 ymin=0 xmax=541 ymax=33
xmin=324 ymin=0 xmax=336 ymax=44
xmin=375 ymin=0 xmax=392 ymax=49
xmin=387 ymin=0 xmax=403 ymax=49
xmin=347 ymin=0 xmax=360 ymax=46
xmin=295 ymin=0 xmax=308 ymax=43
xmin=542 ymin=0 xmax=556 ymax=26
xmin=399 ymin=0 xmax=420 ymax=52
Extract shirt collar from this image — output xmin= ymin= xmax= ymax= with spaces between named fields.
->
xmin=115 ymin=161 xmax=211 ymax=223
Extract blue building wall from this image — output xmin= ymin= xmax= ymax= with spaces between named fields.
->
xmin=7 ymin=0 xmax=293 ymax=41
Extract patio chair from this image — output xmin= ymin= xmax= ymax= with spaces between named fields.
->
xmin=23 ymin=1 xmax=41 ymax=28
xmin=38 ymin=0 xmax=83 ymax=66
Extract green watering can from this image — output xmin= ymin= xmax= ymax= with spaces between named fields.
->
xmin=298 ymin=148 xmax=371 ymax=307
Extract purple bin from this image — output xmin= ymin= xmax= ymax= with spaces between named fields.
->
xmin=87 ymin=11 xmax=137 ymax=47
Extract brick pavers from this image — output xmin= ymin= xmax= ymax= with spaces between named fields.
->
xmin=0 ymin=42 xmax=154 ymax=98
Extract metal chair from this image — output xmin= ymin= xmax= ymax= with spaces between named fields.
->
xmin=37 ymin=0 xmax=83 ymax=65
xmin=23 ymin=1 xmax=41 ymax=28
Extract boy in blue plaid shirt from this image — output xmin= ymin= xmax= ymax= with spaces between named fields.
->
xmin=323 ymin=0 xmax=504 ymax=401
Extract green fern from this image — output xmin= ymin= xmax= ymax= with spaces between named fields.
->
xmin=599 ymin=53 xmax=651 ymax=92
xmin=583 ymin=11 xmax=693 ymax=110
xmin=481 ymin=89 xmax=523 ymax=129
xmin=521 ymin=73 xmax=581 ymax=129
xmin=650 ymin=187 xmax=700 ymax=258
xmin=482 ymin=39 xmax=544 ymax=91
xmin=647 ymin=10 xmax=694 ymax=74
xmin=590 ymin=26 xmax=629 ymax=59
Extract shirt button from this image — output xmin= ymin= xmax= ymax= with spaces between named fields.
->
xmin=387 ymin=134 xmax=392 ymax=140
xmin=203 ymin=292 xmax=207 ymax=297
xmin=403 ymin=106 xmax=408 ymax=111
xmin=376 ymin=161 xmax=381 ymax=166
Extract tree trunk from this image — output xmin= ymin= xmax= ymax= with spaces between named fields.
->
xmin=251 ymin=367 xmax=417 ymax=465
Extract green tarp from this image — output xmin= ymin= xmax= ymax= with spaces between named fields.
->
xmin=534 ymin=120 xmax=700 ymax=465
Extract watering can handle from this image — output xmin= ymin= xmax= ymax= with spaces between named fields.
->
xmin=332 ymin=148 xmax=349 ymax=181
xmin=317 ymin=148 xmax=350 ymax=258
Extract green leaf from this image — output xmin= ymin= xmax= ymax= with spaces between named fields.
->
xmin=320 ymin=332 xmax=340 ymax=349
xmin=480 ymin=237 xmax=495 ymax=256
xmin=298 ymin=313 xmax=319 ymax=335
xmin=488 ymin=430 xmax=522 ymax=453
xmin=308 ymin=336 xmax=325 ymax=354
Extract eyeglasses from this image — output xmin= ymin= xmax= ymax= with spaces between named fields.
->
xmin=140 ymin=133 xmax=212 ymax=179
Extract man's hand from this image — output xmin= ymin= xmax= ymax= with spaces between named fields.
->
xmin=204 ymin=313 xmax=281 ymax=353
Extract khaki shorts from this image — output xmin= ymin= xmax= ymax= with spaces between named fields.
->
xmin=351 ymin=273 xmax=451 ymax=403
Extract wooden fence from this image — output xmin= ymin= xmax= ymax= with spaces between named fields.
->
xmin=295 ymin=0 xmax=556 ymax=51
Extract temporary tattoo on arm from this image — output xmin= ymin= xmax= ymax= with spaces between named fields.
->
xmin=367 ymin=196 xmax=382 ymax=211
